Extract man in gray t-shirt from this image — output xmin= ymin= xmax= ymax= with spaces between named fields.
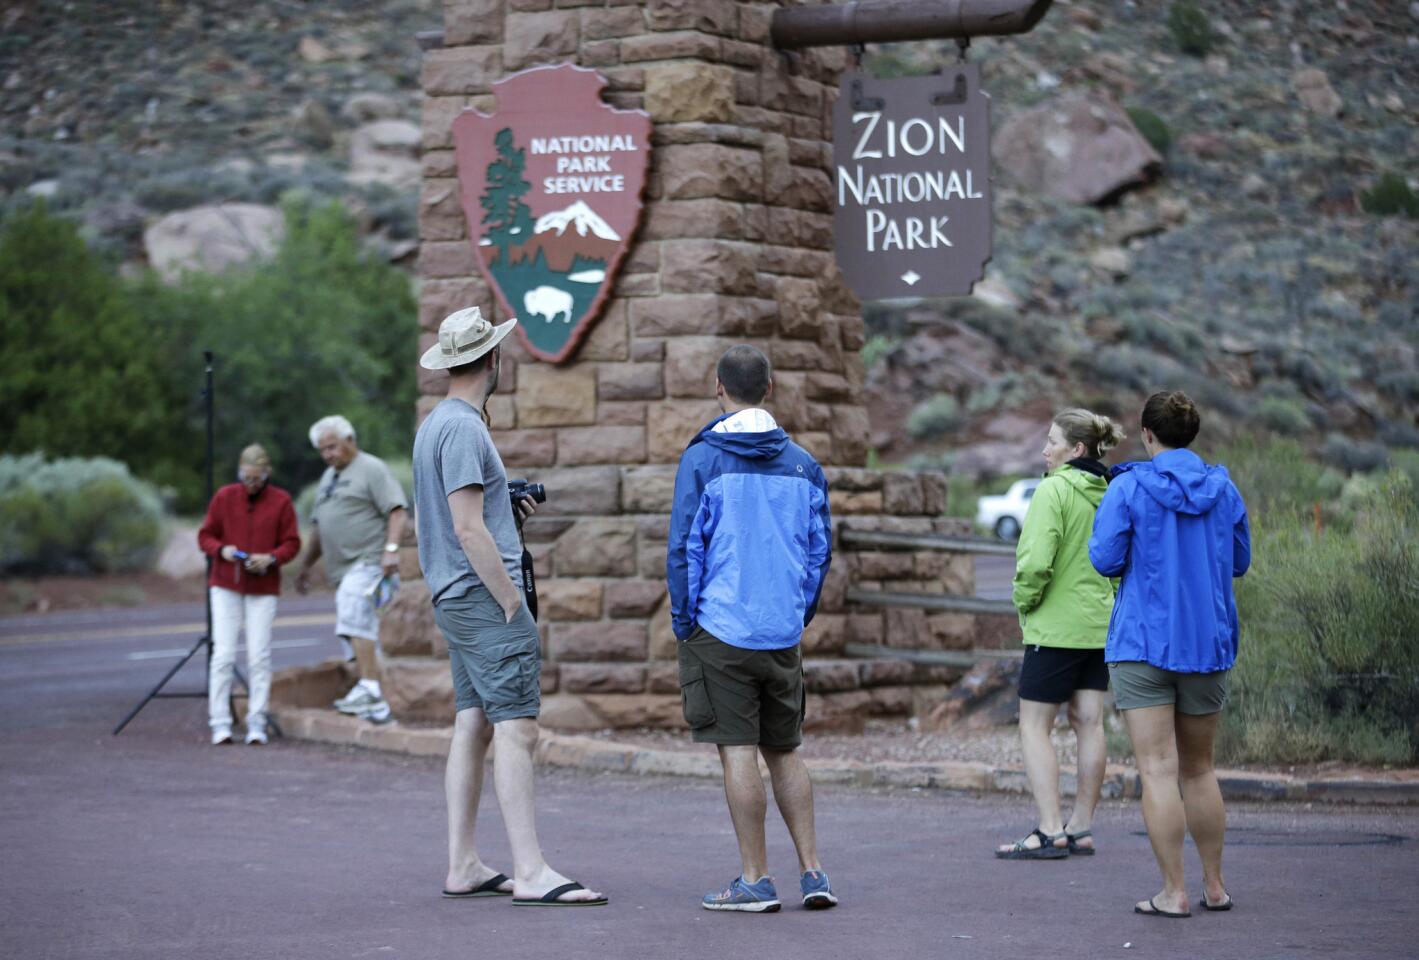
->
xmin=413 ymin=399 xmax=522 ymax=604
xmin=295 ymin=415 xmax=408 ymax=724
xmin=413 ymin=305 xmax=605 ymax=907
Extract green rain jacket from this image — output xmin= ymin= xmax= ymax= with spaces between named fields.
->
xmin=1011 ymin=464 xmax=1115 ymax=649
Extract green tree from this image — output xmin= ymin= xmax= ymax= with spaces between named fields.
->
xmin=0 ymin=202 xmax=196 ymax=493
xmin=479 ymin=128 xmax=535 ymax=264
xmin=133 ymin=195 xmax=418 ymax=503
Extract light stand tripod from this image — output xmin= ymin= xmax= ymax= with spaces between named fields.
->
xmin=113 ymin=352 xmax=280 ymax=739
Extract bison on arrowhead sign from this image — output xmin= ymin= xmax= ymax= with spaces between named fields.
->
xmin=452 ymin=64 xmax=651 ymax=364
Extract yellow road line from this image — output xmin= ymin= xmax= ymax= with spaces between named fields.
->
xmin=0 ymin=613 xmax=336 ymax=647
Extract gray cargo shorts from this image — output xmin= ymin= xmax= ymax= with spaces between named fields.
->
xmin=1109 ymin=660 xmax=1229 ymax=716
xmin=433 ymin=584 xmax=541 ymax=723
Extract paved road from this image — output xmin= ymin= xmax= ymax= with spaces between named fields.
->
xmin=3 ymin=600 xmax=1416 ymax=959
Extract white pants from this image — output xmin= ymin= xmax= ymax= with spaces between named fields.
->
xmin=208 ymin=587 xmax=278 ymax=731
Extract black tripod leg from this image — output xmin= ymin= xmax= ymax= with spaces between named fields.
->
xmin=113 ymin=635 xmax=211 ymax=735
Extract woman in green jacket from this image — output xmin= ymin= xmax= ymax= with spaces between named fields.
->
xmin=996 ymin=409 xmax=1124 ymax=860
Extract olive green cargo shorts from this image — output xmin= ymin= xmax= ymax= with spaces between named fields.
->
xmin=1109 ymin=661 xmax=1229 ymax=715
xmin=678 ymin=625 xmax=805 ymax=750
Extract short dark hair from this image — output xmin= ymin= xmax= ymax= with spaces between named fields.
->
xmin=447 ymin=347 xmax=496 ymax=378
xmin=1141 ymin=390 xmax=1201 ymax=448
xmin=716 ymin=345 xmax=771 ymax=404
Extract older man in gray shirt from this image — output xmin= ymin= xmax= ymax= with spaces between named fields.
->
xmin=414 ymin=306 xmax=606 ymax=907
xmin=295 ymin=415 xmax=407 ymax=723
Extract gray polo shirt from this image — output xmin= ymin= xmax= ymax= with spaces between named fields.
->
xmin=413 ymin=398 xmax=523 ymax=604
xmin=311 ymin=450 xmax=407 ymax=583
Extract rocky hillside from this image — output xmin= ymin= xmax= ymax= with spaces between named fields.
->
xmin=862 ymin=0 xmax=1418 ymax=476
xmin=0 ymin=0 xmax=438 ymax=262
xmin=2 ymin=0 xmax=1415 ymax=479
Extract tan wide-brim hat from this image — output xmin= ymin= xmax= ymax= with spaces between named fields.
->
xmin=420 ymin=306 xmax=518 ymax=370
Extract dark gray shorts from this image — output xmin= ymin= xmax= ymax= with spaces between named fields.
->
xmin=433 ymin=585 xmax=541 ymax=723
xmin=1109 ymin=661 xmax=1229 ymax=715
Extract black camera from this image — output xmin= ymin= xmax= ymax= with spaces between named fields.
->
xmin=508 ymin=479 xmax=546 ymax=509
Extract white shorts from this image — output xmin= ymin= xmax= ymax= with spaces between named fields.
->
xmin=335 ymin=563 xmax=384 ymax=641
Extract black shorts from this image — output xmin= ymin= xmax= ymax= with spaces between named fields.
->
xmin=1018 ymin=645 xmax=1108 ymax=704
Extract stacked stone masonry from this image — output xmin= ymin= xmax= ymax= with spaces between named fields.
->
xmin=387 ymin=0 xmax=989 ymax=733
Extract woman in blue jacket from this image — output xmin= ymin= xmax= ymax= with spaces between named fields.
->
xmin=1089 ymin=391 xmax=1250 ymax=919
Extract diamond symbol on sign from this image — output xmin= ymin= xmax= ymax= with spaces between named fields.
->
xmin=901 ymin=271 xmax=921 ymax=286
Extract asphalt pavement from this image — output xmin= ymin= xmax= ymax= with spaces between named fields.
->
xmin=3 ymin=594 xmax=1417 ymax=960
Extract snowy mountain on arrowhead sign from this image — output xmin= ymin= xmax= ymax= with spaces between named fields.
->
xmin=450 ymin=63 xmax=651 ymax=364
xmin=535 ymin=200 xmax=621 ymax=241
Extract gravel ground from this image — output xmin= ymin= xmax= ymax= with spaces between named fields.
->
xmin=588 ymin=721 xmax=1419 ymax=782
xmin=593 ymin=719 xmax=1127 ymax=769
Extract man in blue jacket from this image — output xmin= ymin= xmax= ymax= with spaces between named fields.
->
xmin=667 ymin=344 xmax=836 ymax=914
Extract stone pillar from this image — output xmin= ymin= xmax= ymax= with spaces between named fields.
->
xmin=380 ymin=0 xmax=970 ymax=732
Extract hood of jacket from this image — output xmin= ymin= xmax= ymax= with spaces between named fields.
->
xmin=1125 ymin=448 xmax=1232 ymax=516
xmin=689 ymin=413 xmax=790 ymax=461
xmin=1051 ymin=462 xmax=1109 ymax=509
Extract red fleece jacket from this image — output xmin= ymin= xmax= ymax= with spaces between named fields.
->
xmin=197 ymin=482 xmax=301 ymax=595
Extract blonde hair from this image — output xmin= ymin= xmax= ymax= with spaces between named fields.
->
xmin=238 ymin=444 xmax=271 ymax=470
xmin=1053 ymin=408 xmax=1125 ymax=460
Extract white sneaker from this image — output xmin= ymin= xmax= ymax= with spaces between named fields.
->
xmin=334 ymin=684 xmax=380 ymax=715
xmin=245 ymin=727 xmax=268 ymax=745
xmin=356 ymin=699 xmax=392 ymax=724
xmin=212 ymin=726 xmax=233 ymax=746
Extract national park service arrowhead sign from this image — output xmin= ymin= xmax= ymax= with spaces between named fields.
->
xmin=453 ymin=64 xmax=651 ymax=363
xmin=832 ymin=65 xmax=993 ymax=301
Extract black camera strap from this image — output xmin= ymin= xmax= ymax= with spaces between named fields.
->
xmin=521 ymin=546 xmax=538 ymax=621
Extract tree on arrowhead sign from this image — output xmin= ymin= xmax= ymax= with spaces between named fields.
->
xmin=453 ymin=64 xmax=651 ymax=364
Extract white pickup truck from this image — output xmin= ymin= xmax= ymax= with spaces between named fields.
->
xmin=975 ymin=478 xmax=1040 ymax=541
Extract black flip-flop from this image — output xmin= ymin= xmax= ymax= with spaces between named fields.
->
xmin=1135 ymin=896 xmax=1191 ymax=919
xmin=442 ymin=873 xmax=513 ymax=899
xmin=1066 ymin=830 xmax=1096 ymax=856
xmin=1200 ymin=892 xmax=1233 ymax=912
xmin=513 ymin=881 xmax=608 ymax=907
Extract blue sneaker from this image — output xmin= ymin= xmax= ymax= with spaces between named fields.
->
xmin=800 ymin=870 xmax=838 ymax=910
xmin=702 ymin=876 xmax=781 ymax=913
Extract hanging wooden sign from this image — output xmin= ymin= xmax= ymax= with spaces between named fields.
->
xmin=453 ymin=64 xmax=651 ymax=363
xmin=832 ymin=65 xmax=993 ymax=300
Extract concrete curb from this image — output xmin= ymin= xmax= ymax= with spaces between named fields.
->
xmin=272 ymin=707 xmax=1419 ymax=806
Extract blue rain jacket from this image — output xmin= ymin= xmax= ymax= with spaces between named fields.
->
xmin=1088 ymin=448 xmax=1251 ymax=673
xmin=667 ymin=414 xmax=832 ymax=650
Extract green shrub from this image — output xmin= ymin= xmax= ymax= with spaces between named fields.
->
xmin=1222 ymin=475 xmax=1419 ymax=765
xmin=906 ymin=394 xmax=963 ymax=441
xmin=1126 ymin=107 xmax=1172 ymax=156
xmin=1321 ymin=433 xmax=1390 ymax=474
xmin=0 ymin=453 xmax=165 ymax=574
xmin=1359 ymin=173 xmax=1419 ymax=219
xmin=860 ymin=334 xmax=899 ymax=371
xmin=1205 ymin=435 xmax=1343 ymax=523
xmin=1252 ymin=395 xmax=1311 ymax=436
xmin=1167 ymin=2 xmax=1213 ymax=57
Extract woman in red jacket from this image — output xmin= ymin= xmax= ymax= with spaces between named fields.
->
xmin=196 ymin=444 xmax=301 ymax=745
